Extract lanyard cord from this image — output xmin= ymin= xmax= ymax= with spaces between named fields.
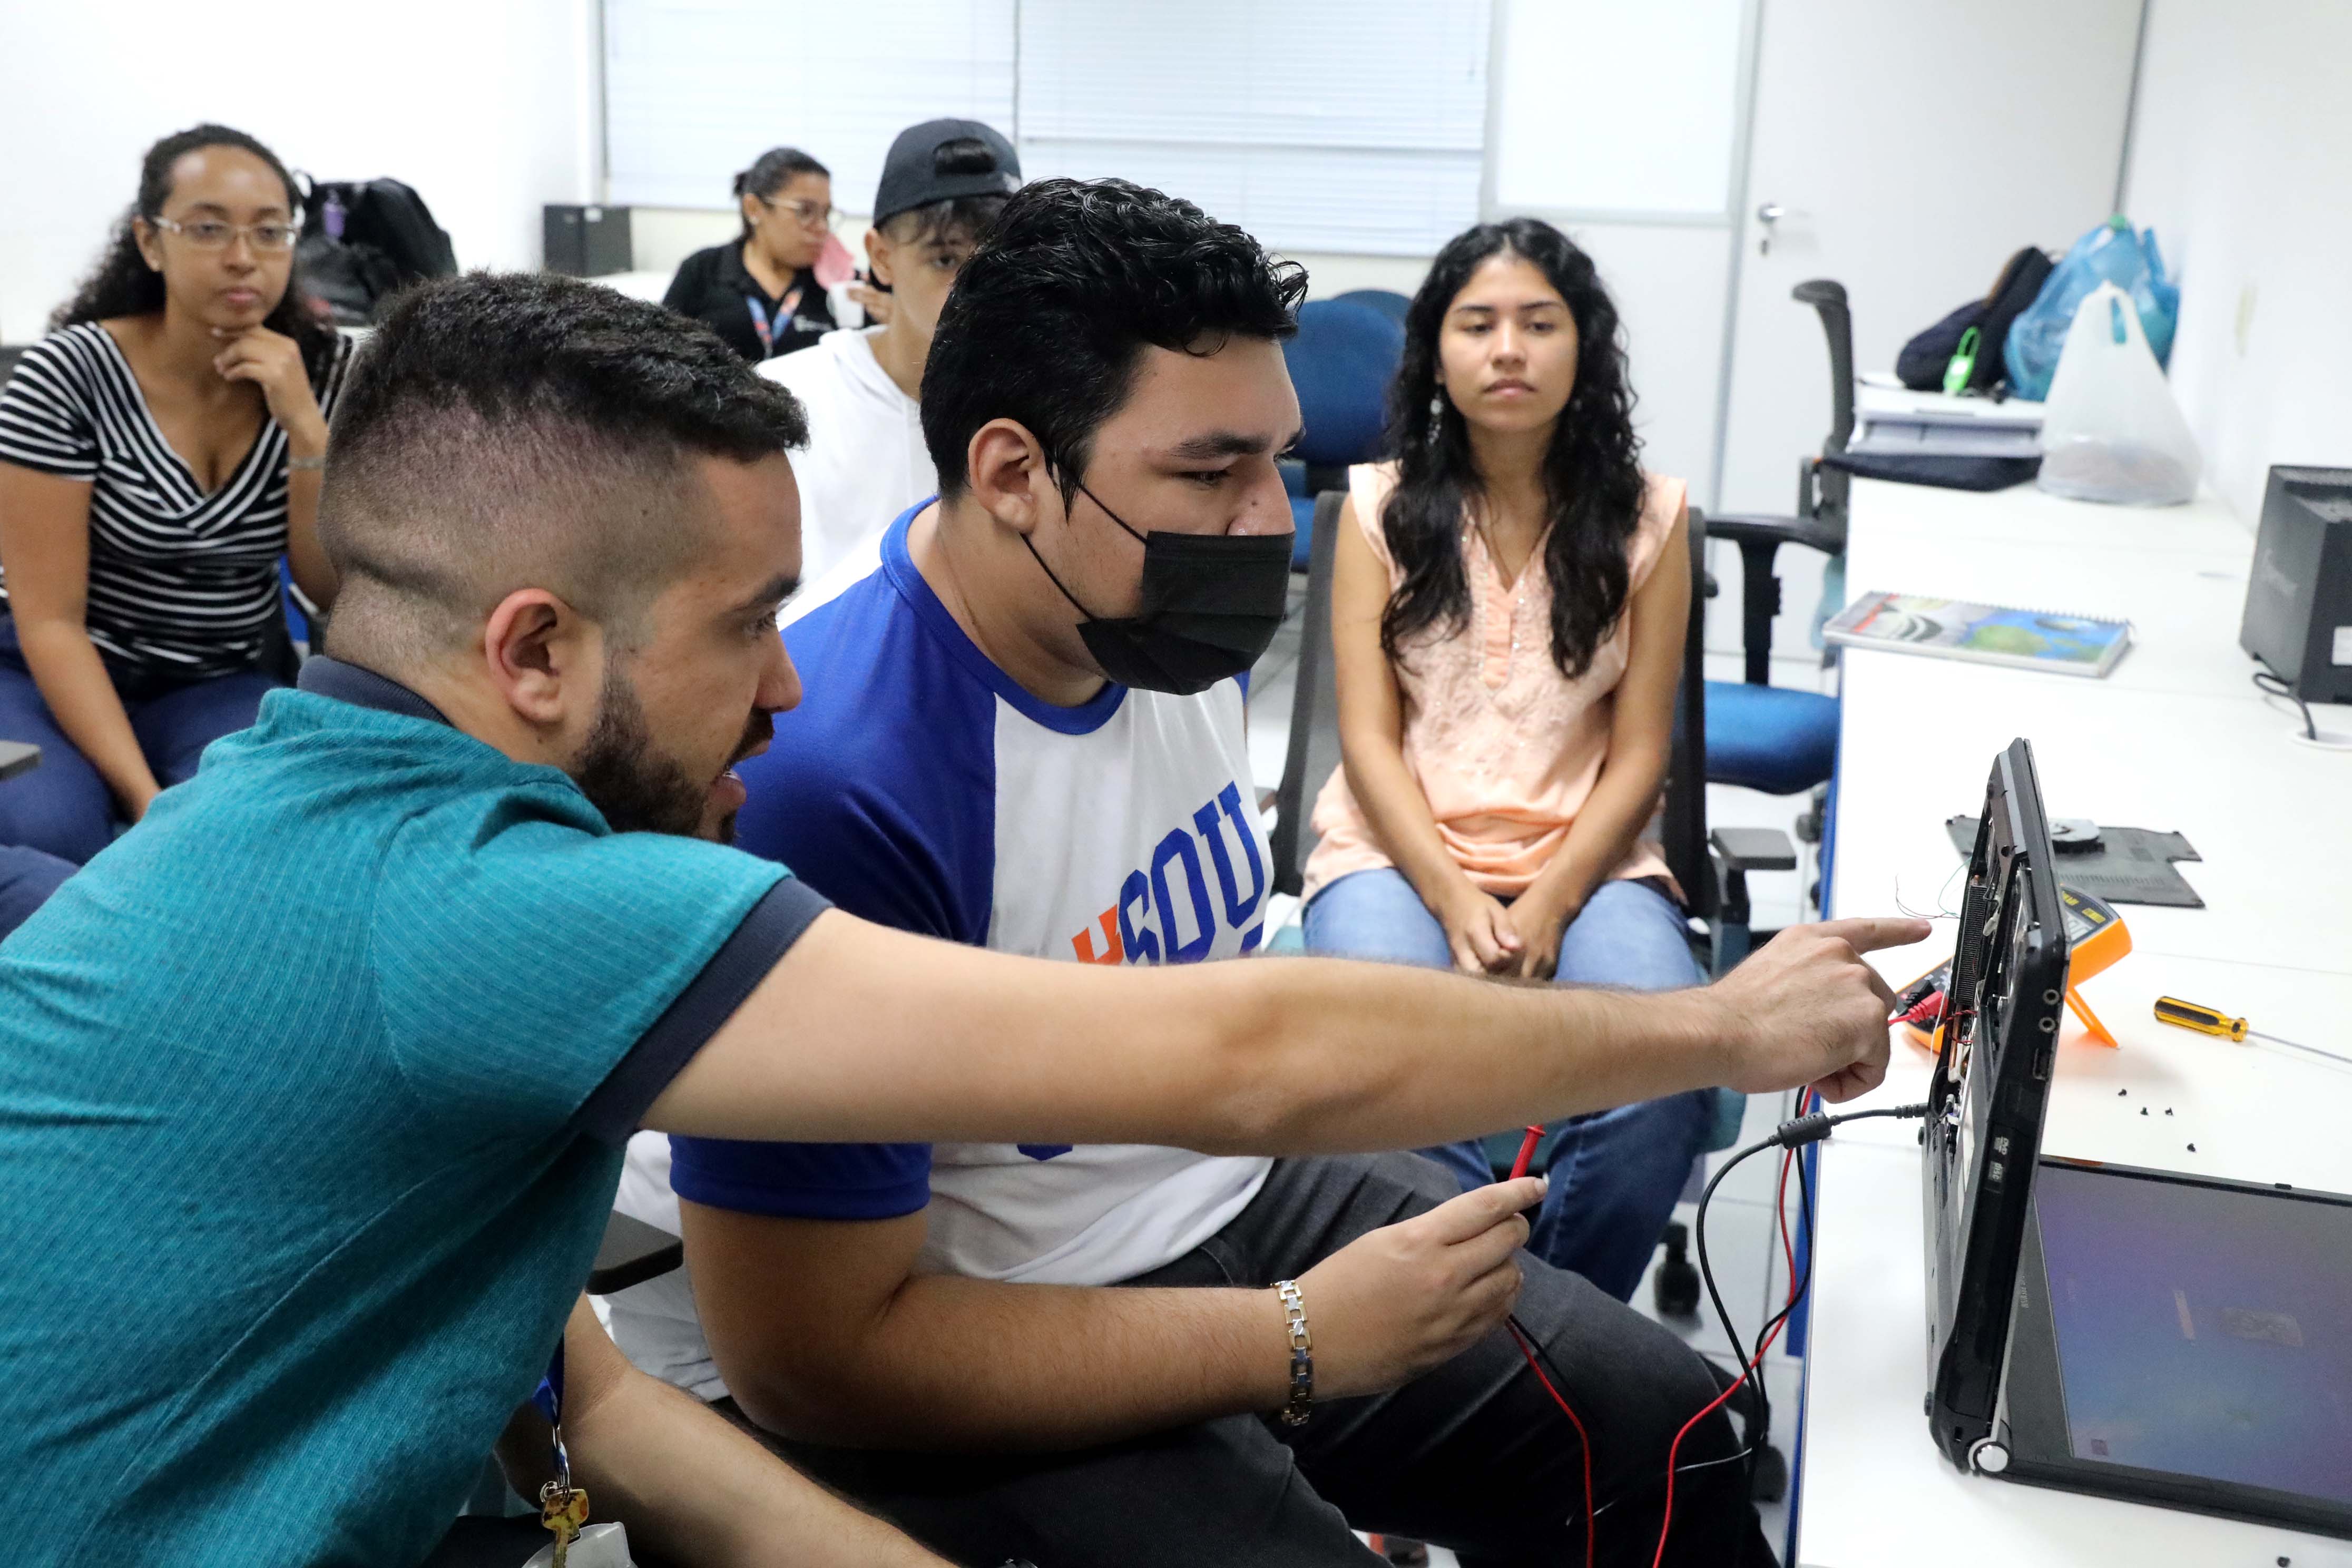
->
xmin=531 ymin=1339 xmax=571 ymax=1497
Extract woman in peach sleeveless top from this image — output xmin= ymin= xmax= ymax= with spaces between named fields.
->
xmin=1301 ymin=218 xmax=1720 ymax=1303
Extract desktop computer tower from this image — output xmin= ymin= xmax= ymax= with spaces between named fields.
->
xmin=2240 ymin=465 xmax=2352 ymax=704
xmin=544 ymin=205 xmax=633 ymax=278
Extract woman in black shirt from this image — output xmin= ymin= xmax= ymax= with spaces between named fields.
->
xmin=0 ymin=123 xmax=348 ymax=880
xmin=662 ymin=146 xmax=840 ymax=362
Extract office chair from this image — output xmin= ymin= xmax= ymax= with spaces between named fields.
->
xmin=1331 ymin=287 xmax=1411 ymax=327
xmin=1268 ymin=492 xmax=1801 ymax=971
xmin=1263 ymin=495 xmax=1759 ymax=1277
xmin=1278 ymin=300 xmax=1404 ymax=570
xmin=1268 ymin=492 xmax=1348 ymax=898
xmin=1669 ymin=508 xmax=1801 ymax=974
xmin=1701 ymin=280 xmax=1849 ymax=806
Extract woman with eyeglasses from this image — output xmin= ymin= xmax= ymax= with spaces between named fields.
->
xmin=0 ymin=122 xmax=351 ymax=909
xmin=662 ymin=146 xmax=841 ymax=362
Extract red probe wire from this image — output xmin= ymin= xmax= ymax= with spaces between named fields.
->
xmin=1654 ymin=1090 xmax=1820 ymax=1567
xmin=1498 ymin=1124 xmax=1595 ymax=1568
xmin=1503 ymin=1109 xmax=1816 ymax=1567
xmin=1649 ymin=1143 xmax=1801 ymax=1568
xmin=1894 ymin=989 xmax=1944 ymax=1029
xmin=1505 ymin=1318 xmax=1595 ymax=1568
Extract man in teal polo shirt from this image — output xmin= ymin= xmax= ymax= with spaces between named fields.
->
xmin=0 ymin=271 xmax=1919 ymax=1566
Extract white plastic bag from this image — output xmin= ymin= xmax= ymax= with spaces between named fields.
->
xmin=2036 ymin=281 xmax=2201 ymax=506
xmin=522 ymin=1522 xmax=633 ymax=1567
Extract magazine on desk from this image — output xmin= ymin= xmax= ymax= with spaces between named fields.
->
xmin=1824 ymin=591 xmax=2131 ymax=677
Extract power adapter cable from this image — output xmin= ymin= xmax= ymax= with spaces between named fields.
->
xmin=2253 ymin=668 xmax=2352 ymax=752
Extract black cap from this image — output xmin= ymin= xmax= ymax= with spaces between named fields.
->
xmin=871 ymin=119 xmax=1020 ymax=228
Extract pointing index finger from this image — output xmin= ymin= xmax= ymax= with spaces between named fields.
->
xmin=1811 ymin=916 xmax=1934 ymax=955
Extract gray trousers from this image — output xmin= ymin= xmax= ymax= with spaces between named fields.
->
xmin=729 ymin=1152 xmax=1771 ymax=1568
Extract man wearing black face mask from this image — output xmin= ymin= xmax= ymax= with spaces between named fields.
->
xmin=604 ymin=180 xmax=1783 ymax=1566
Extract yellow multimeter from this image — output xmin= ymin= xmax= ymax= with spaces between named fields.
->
xmin=1898 ymin=884 xmax=2132 ymax=1053
xmin=2055 ymin=885 xmax=2131 ymax=1044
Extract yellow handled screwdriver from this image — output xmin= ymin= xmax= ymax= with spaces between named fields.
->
xmin=2152 ymin=996 xmax=2352 ymax=1067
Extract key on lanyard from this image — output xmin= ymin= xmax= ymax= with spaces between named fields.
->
xmin=533 ymin=1341 xmax=592 ymax=1567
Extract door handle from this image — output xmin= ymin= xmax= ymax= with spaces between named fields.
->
xmin=1757 ymin=201 xmax=1786 ymax=256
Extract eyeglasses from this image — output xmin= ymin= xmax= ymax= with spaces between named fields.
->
xmin=150 ymin=216 xmax=299 ymax=253
xmin=759 ymin=196 xmax=835 ymax=229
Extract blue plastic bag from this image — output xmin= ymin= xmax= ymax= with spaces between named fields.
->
xmin=2004 ymin=218 xmax=2179 ymax=403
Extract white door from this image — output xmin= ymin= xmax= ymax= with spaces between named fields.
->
xmin=1711 ymin=0 xmax=2145 ymax=658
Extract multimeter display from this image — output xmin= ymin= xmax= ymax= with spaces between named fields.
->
xmin=1897 ymin=884 xmax=2131 ymax=1055
xmin=2058 ymin=886 xmax=2129 ymax=977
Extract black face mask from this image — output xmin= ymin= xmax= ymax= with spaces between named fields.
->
xmin=1022 ymin=479 xmax=1292 ymax=696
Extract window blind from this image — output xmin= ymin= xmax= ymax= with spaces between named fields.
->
xmin=1016 ymin=0 xmax=1492 ymax=254
xmin=603 ymin=0 xmax=1490 ymax=253
xmin=604 ymin=0 xmax=1016 ymax=213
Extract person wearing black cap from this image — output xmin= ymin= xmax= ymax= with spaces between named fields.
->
xmin=753 ymin=120 xmax=1018 ymax=584
xmin=662 ymin=145 xmax=842 ymax=364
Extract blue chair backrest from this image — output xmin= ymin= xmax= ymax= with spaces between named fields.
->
xmin=1332 ymin=288 xmax=1412 ymax=327
xmin=1282 ymin=299 xmax=1406 ymax=468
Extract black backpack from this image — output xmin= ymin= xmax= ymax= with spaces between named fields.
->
xmin=295 ymin=177 xmax=458 ymax=325
xmin=1896 ymin=247 xmax=2054 ymax=395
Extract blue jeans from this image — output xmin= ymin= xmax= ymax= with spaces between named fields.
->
xmin=0 ymin=616 xmax=279 ymax=935
xmin=1302 ymin=868 xmax=1714 ymax=1302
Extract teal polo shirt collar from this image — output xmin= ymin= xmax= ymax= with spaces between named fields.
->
xmin=295 ymin=652 xmax=831 ymax=1148
xmin=297 ymin=655 xmax=455 ymax=727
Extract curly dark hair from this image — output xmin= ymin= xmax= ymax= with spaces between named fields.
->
xmin=921 ymin=177 xmax=1308 ymax=502
xmin=1380 ymin=218 xmax=1646 ymax=680
xmin=53 ymin=123 xmax=338 ymax=378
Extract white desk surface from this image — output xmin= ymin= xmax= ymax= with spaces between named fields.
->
xmin=1794 ymin=476 xmax=2352 ymax=1566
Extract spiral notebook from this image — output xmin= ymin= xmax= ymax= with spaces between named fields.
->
xmin=1824 ymin=591 xmax=2132 ymax=678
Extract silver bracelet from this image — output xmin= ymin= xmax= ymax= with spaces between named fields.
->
xmin=1274 ymin=1279 xmax=1314 ymax=1426
xmin=287 ymin=454 xmax=326 ymax=472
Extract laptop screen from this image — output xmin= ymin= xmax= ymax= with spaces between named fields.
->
xmin=2033 ymin=1160 xmax=2352 ymax=1504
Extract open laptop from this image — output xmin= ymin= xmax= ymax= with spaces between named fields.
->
xmin=1923 ymin=739 xmax=2352 ymax=1539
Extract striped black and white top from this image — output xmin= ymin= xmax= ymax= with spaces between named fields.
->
xmin=0 ymin=322 xmax=355 ymax=682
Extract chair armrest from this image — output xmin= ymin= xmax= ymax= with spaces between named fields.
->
xmin=587 ymin=1211 xmax=683 ymax=1296
xmin=1707 ymin=511 xmax=1846 ymax=684
xmin=0 ymin=741 xmax=40 ymax=782
xmin=1709 ymin=827 xmax=1797 ymax=873
xmin=1706 ymin=511 xmax=1844 ymax=558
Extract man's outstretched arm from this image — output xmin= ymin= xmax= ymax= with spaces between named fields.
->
xmin=645 ymin=913 xmax=1925 ymax=1152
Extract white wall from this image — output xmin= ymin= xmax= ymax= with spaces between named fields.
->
xmin=2 ymin=0 xmax=1730 ymax=504
xmin=2122 ymin=0 xmax=2352 ymax=526
xmin=0 ymin=2 xmax=599 ymax=342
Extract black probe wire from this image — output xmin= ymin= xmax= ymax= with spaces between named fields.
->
xmin=1694 ymin=1103 xmax=1929 ymax=1498
xmin=1509 ymin=1099 xmax=1930 ymax=1541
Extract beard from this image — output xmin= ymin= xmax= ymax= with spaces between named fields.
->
xmin=575 ymin=659 xmax=768 ymax=843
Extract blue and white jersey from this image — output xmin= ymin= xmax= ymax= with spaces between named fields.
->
xmin=607 ymin=503 xmax=1273 ymax=1397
